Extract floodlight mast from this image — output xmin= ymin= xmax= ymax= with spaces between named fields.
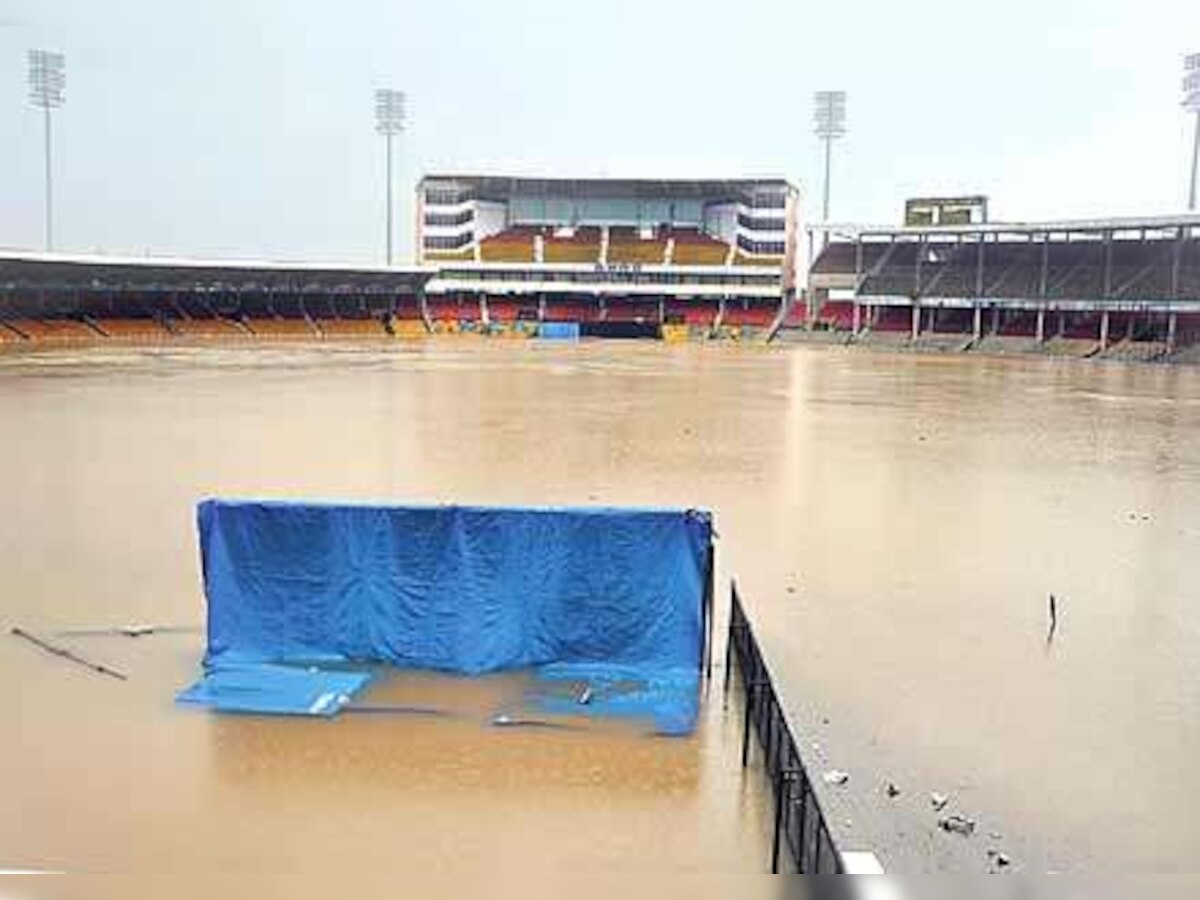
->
xmin=28 ymin=49 xmax=65 ymax=252
xmin=1185 ymin=54 xmax=1200 ymax=212
xmin=375 ymin=89 xmax=406 ymax=266
xmin=814 ymin=90 xmax=846 ymax=224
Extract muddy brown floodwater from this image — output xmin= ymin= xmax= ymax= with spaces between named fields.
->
xmin=1 ymin=340 xmax=1199 ymax=885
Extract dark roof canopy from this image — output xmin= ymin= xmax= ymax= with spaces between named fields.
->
xmin=0 ymin=251 xmax=436 ymax=295
xmin=419 ymin=174 xmax=795 ymax=203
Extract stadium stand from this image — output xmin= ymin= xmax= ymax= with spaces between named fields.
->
xmin=544 ymin=227 xmax=602 ymax=264
xmin=486 ymin=299 xmax=521 ymax=323
xmin=608 ymin=227 xmax=667 ymax=265
xmin=734 ymin=252 xmax=784 ymax=268
xmin=480 ymin=227 xmax=537 ymax=263
xmin=605 ymin=299 xmax=660 ymax=322
xmin=92 ymin=318 xmax=172 ymax=342
xmin=170 ymin=316 xmax=250 ymax=339
xmin=544 ymin=300 xmax=599 ymax=322
xmin=316 ymin=317 xmax=389 ymax=338
xmin=664 ymin=300 xmax=718 ymax=327
xmin=424 ymin=248 xmax=476 ymax=262
xmin=427 ymin=296 xmax=482 ymax=322
xmin=671 ymin=228 xmax=730 ymax=266
xmin=5 ymin=318 xmax=97 ymax=342
xmin=723 ymin=302 xmax=778 ymax=328
xmin=242 ymin=317 xmax=319 ymax=339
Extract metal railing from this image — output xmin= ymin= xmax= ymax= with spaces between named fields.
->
xmin=725 ymin=581 xmax=843 ymax=873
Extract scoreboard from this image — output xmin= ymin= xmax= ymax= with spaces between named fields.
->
xmin=904 ymin=196 xmax=989 ymax=226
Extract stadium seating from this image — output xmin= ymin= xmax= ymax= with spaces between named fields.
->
xmin=486 ymin=299 xmax=521 ymax=323
xmin=723 ymin=302 xmax=779 ymax=328
xmin=544 ymin=300 xmax=598 ymax=322
xmin=480 ymin=227 xmax=537 ymax=263
xmin=781 ymin=303 xmax=807 ymax=328
xmin=170 ymin=317 xmax=249 ymax=339
xmin=604 ymin=300 xmax=659 ymax=322
xmin=0 ymin=321 xmax=26 ymax=343
xmin=734 ymin=253 xmax=784 ymax=268
xmin=816 ymin=301 xmax=857 ymax=331
xmin=424 ymin=248 xmax=475 ymax=262
xmin=543 ymin=227 xmax=601 ymax=264
xmin=93 ymin=318 xmax=172 ymax=341
xmin=664 ymin=300 xmax=718 ymax=327
xmin=243 ymin=317 xmax=319 ymax=339
xmin=607 ymin=227 xmax=667 ymax=265
xmin=671 ymin=229 xmax=730 ymax=266
xmin=4 ymin=318 xmax=97 ymax=342
xmin=427 ymin=297 xmax=482 ymax=322
xmin=316 ymin=317 xmax=389 ymax=338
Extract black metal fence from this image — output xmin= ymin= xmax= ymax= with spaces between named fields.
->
xmin=725 ymin=581 xmax=843 ymax=873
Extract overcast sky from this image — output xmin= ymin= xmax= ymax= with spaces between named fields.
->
xmin=1 ymin=0 xmax=1198 ymax=263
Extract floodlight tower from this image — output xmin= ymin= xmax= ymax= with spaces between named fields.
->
xmin=375 ymin=88 xmax=406 ymax=265
xmin=28 ymin=49 xmax=65 ymax=251
xmin=814 ymin=90 xmax=847 ymax=223
xmin=1184 ymin=54 xmax=1200 ymax=211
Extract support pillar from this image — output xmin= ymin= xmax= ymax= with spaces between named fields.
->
xmin=991 ymin=307 xmax=1000 ymax=336
xmin=1036 ymin=307 xmax=1046 ymax=343
xmin=1168 ymin=312 xmax=1178 ymax=353
xmin=1057 ymin=312 xmax=1066 ymax=338
xmin=911 ymin=304 xmax=921 ymax=341
xmin=852 ymin=302 xmax=862 ymax=336
xmin=972 ymin=305 xmax=982 ymax=342
xmin=1099 ymin=310 xmax=1110 ymax=351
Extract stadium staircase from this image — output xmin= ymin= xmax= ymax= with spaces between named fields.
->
xmin=664 ymin=237 xmax=676 ymax=265
xmin=599 ymin=226 xmax=610 ymax=265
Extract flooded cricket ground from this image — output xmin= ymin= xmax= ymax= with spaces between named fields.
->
xmin=2 ymin=340 xmax=1199 ymax=886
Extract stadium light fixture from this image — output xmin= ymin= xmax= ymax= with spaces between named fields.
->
xmin=1184 ymin=54 xmax=1200 ymax=211
xmin=374 ymin=88 xmax=406 ymax=266
xmin=814 ymin=91 xmax=847 ymax=223
xmin=28 ymin=49 xmax=65 ymax=251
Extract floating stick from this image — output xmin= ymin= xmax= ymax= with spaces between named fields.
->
xmin=10 ymin=626 xmax=128 ymax=680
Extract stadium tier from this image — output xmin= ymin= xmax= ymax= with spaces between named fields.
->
xmin=242 ymin=317 xmax=320 ymax=339
xmin=316 ymin=317 xmax=390 ymax=338
xmin=418 ymin=176 xmax=797 ymax=328
xmin=543 ymin=227 xmax=602 ymax=264
xmin=672 ymin=228 xmax=732 ymax=266
xmin=608 ymin=227 xmax=667 ymax=265
xmin=480 ymin=226 xmax=537 ymax=263
xmin=91 ymin=318 xmax=172 ymax=341
xmin=799 ymin=214 xmax=1200 ymax=353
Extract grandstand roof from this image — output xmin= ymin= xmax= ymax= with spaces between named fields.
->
xmin=0 ymin=250 xmax=436 ymax=293
xmin=811 ymin=213 xmax=1200 ymax=239
xmin=420 ymin=174 xmax=796 ymax=201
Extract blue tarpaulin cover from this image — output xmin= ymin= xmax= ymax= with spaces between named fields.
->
xmin=180 ymin=501 xmax=711 ymax=733
xmin=538 ymin=322 xmax=581 ymax=340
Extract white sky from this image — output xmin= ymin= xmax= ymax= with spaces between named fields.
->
xmin=1 ymin=0 xmax=1198 ymax=263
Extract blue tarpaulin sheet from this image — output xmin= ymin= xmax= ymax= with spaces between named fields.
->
xmin=538 ymin=322 xmax=580 ymax=340
xmin=181 ymin=501 xmax=712 ymax=733
xmin=177 ymin=663 xmax=372 ymax=717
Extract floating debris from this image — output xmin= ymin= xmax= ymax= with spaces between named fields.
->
xmin=987 ymin=849 xmax=1011 ymax=868
xmin=885 ymin=782 xmax=901 ymax=799
xmin=823 ymin=770 xmax=850 ymax=786
xmin=930 ymin=792 xmax=950 ymax=811
xmin=576 ymin=686 xmax=593 ymax=706
xmin=938 ymin=815 xmax=976 ymax=837
xmin=10 ymin=627 xmax=128 ymax=681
